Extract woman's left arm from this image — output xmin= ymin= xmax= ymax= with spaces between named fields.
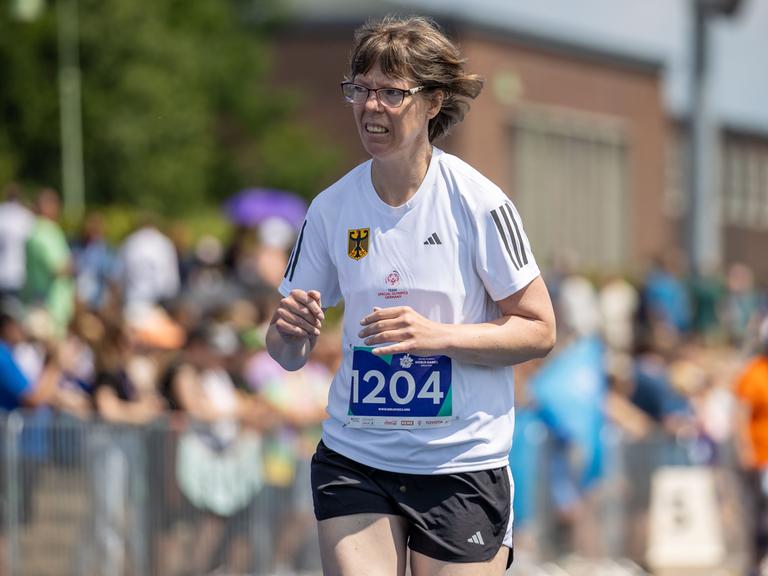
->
xmin=359 ymin=275 xmax=556 ymax=367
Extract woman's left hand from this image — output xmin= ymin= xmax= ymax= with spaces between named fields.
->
xmin=358 ymin=306 xmax=448 ymax=356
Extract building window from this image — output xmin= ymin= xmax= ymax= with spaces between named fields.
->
xmin=723 ymin=139 xmax=768 ymax=230
xmin=724 ymin=143 xmax=745 ymax=226
xmin=511 ymin=109 xmax=628 ymax=273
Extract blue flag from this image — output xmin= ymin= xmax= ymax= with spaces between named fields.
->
xmin=529 ymin=336 xmax=607 ymax=487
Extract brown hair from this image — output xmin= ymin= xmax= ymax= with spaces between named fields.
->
xmin=348 ymin=15 xmax=484 ymax=142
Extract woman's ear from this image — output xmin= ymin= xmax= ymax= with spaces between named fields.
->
xmin=426 ymin=90 xmax=444 ymax=120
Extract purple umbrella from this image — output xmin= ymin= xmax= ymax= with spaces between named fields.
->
xmin=224 ymin=188 xmax=308 ymax=230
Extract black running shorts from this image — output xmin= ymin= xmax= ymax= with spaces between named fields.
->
xmin=311 ymin=440 xmax=514 ymax=567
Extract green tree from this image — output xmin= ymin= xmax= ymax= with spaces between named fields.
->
xmin=0 ymin=10 xmax=60 ymax=188
xmin=0 ymin=0 xmax=341 ymax=212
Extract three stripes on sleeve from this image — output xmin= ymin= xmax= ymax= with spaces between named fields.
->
xmin=490 ymin=203 xmax=528 ymax=271
xmin=284 ymin=220 xmax=307 ymax=282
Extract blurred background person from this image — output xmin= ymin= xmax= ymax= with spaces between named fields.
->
xmin=549 ymin=252 xmax=601 ymax=343
xmin=71 ymin=213 xmax=119 ymax=313
xmin=84 ymin=315 xmax=166 ymax=576
xmin=724 ymin=262 xmax=762 ymax=351
xmin=117 ymin=216 xmax=180 ymax=313
xmin=223 ymin=225 xmax=253 ymax=284
xmin=598 ymin=274 xmax=639 ymax=357
xmin=0 ymin=182 xmax=35 ymax=302
xmin=689 ymin=262 xmax=726 ymax=345
xmin=0 ymin=305 xmax=63 ymax=576
xmin=158 ymin=323 xmax=275 ymax=575
xmin=252 ymin=217 xmax=297 ymax=289
xmin=0 ymin=307 xmax=61 ymax=412
xmin=637 ymin=252 xmax=692 ymax=349
xmin=244 ymin=329 xmax=336 ymax=575
xmin=179 ymin=235 xmax=248 ymax=328
xmin=21 ymin=188 xmax=75 ymax=339
xmin=91 ymin=316 xmax=167 ymax=424
xmin=734 ymin=316 xmax=768 ymax=576
xmin=525 ymin=336 xmax=609 ymax=559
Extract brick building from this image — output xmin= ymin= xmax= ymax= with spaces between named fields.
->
xmin=269 ymin=8 xmax=767 ymax=283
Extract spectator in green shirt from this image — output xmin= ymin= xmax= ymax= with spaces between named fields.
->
xmin=22 ymin=188 xmax=74 ymax=338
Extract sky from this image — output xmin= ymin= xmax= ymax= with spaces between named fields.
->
xmin=289 ymin=0 xmax=768 ymax=132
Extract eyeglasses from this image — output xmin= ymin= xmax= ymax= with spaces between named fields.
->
xmin=340 ymin=82 xmax=425 ymax=108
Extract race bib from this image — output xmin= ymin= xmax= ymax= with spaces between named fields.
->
xmin=347 ymin=346 xmax=455 ymax=429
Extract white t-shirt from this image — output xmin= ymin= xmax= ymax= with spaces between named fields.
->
xmin=279 ymin=148 xmax=540 ymax=474
xmin=118 ymin=227 xmax=180 ymax=306
xmin=0 ymin=201 xmax=35 ymax=291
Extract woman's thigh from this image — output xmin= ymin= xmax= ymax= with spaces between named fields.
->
xmin=411 ymin=545 xmax=510 ymax=576
xmin=318 ymin=513 xmax=409 ymax=576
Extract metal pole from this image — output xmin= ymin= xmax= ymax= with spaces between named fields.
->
xmin=56 ymin=0 xmax=85 ymax=220
xmin=687 ymin=0 xmax=723 ymax=277
xmin=5 ymin=413 xmax=24 ymax=576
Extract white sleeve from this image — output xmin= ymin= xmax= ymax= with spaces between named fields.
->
xmin=475 ymin=198 xmax=540 ymax=302
xmin=278 ymin=202 xmax=342 ymax=307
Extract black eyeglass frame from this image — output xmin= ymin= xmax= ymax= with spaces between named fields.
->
xmin=340 ymin=82 xmax=425 ymax=108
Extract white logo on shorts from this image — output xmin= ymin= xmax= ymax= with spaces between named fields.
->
xmin=467 ymin=531 xmax=485 ymax=545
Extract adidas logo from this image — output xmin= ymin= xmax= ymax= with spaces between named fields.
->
xmin=423 ymin=232 xmax=442 ymax=245
xmin=467 ymin=531 xmax=485 ymax=545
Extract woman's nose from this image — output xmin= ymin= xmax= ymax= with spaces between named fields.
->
xmin=364 ymin=90 xmax=384 ymax=111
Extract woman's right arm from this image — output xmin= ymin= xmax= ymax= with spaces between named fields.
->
xmin=266 ymin=289 xmax=324 ymax=371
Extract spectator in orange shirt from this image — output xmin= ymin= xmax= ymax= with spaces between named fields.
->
xmin=735 ymin=316 xmax=768 ymax=576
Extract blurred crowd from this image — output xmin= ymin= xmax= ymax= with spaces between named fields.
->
xmin=513 ymin=249 xmax=768 ymax=571
xmin=0 ymin=183 xmax=339 ymax=575
xmin=0 ymin=182 xmax=341 ymax=421
xmin=2 ymin=181 xmax=768 ymax=574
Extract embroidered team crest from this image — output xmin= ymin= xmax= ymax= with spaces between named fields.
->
xmin=348 ymin=228 xmax=370 ymax=260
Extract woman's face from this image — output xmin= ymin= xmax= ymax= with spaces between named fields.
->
xmin=352 ymin=63 xmax=440 ymax=161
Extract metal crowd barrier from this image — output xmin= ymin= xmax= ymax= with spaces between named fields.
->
xmin=509 ymin=416 xmax=749 ymax=575
xmin=1 ymin=411 xmax=322 ymax=576
xmin=0 ymin=411 xmax=751 ymax=576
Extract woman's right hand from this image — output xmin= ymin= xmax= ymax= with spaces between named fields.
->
xmin=271 ymin=289 xmax=324 ymax=344
xmin=267 ymin=289 xmax=325 ymax=371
